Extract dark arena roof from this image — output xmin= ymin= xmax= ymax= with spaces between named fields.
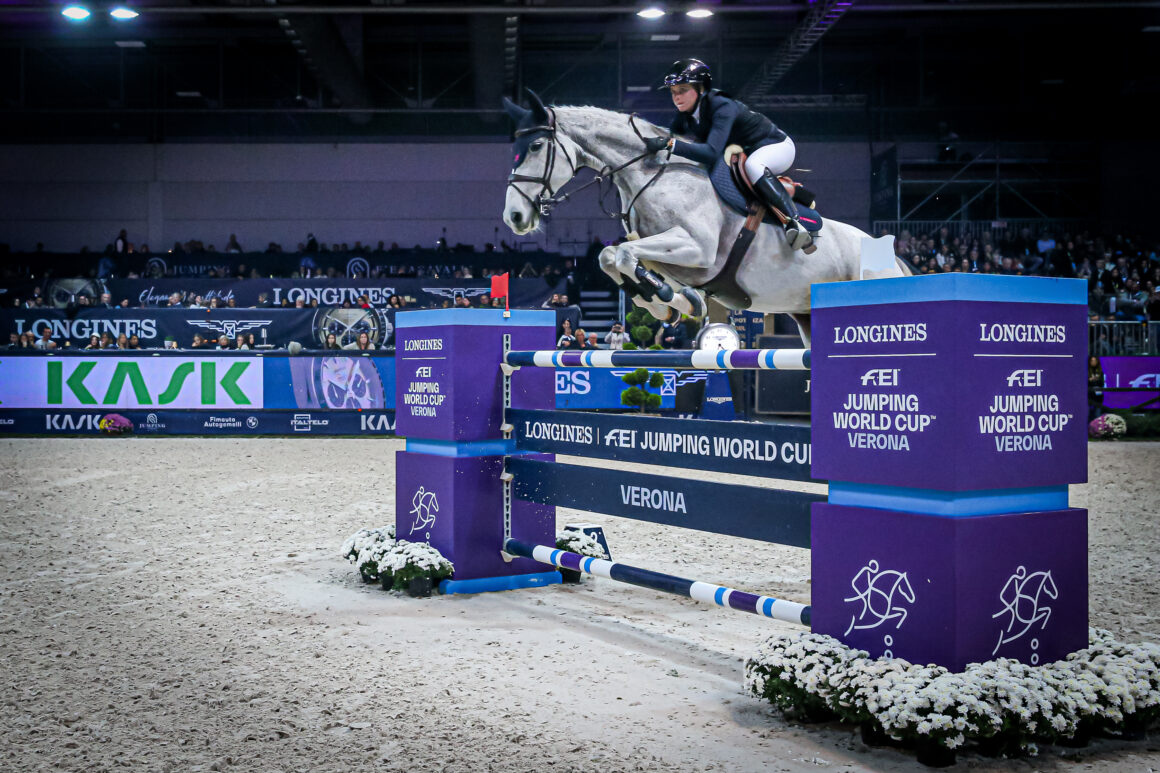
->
xmin=1 ymin=0 xmax=1158 ymax=143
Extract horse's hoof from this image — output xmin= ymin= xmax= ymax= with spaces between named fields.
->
xmin=680 ymin=287 xmax=707 ymax=319
xmin=664 ymin=307 xmax=682 ymax=325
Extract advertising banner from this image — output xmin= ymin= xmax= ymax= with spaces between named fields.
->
xmin=1097 ymin=356 xmax=1160 ymax=410
xmin=553 ymin=367 xmax=683 ymax=411
xmin=0 ymin=352 xmax=394 ymax=412
xmin=2 ymin=309 xmax=320 ymax=349
xmin=0 ymin=356 xmax=264 ymax=409
xmin=0 ymin=409 xmax=396 ymax=436
xmin=2 ymin=277 xmax=553 ymax=312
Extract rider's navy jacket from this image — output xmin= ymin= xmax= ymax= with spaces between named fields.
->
xmin=669 ymin=90 xmax=787 ymax=166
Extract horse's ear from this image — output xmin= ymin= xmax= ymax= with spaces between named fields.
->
xmin=524 ymin=88 xmax=549 ymax=123
xmin=502 ymin=96 xmax=529 ymax=124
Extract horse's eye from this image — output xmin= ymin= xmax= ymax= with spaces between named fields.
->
xmin=530 ymin=141 xmax=544 ymax=151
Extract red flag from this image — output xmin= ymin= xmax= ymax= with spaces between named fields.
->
xmin=490 ymin=272 xmax=510 ymax=312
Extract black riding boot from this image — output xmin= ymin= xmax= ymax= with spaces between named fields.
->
xmin=753 ymin=170 xmax=812 ymax=251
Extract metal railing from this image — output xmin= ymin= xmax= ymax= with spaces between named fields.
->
xmin=872 ymin=219 xmax=1093 ymax=241
xmin=1090 ymin=321 xmax=1158 ymax=357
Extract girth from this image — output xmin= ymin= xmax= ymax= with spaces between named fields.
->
xmin=698 ymin=151 xmax=764 ymax=310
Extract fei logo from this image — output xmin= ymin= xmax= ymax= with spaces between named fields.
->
xmin=1129 ymin=373 xmax=1160 ymax=389
xmin=1006 ymin=369 xmax=1042 ymax=388
xmin=408 ymin=486 xmax=439 ymax=537
xmin=860 ymin=368 xmax=898 ymax=387
xmin=843 ymin=559 xmax=916 ymax=657
xmin=991 ymin=565 xmax=1057 ymax=663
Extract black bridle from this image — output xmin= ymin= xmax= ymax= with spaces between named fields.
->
xmin=506 ymin=109 xmax=670 ymax=232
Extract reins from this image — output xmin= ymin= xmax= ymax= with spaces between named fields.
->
xmin=506 ymin=110 xmax=671 ymax=232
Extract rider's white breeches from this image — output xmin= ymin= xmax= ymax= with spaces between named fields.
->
xmin=744 ymin=137 xmax=796 ymax=182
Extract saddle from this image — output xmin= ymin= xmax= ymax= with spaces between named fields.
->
xmin=711 ymin=146 xmax=824 ymax=236
xmin=697 ymin=148 xmax=822 ymax=309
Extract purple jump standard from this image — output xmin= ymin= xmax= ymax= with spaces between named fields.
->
xmin=502 ymin=539 xmax=811 ymax=625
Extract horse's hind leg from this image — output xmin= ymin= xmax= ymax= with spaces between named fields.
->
xmin=788 ymin=312 xmax=812 ymax=347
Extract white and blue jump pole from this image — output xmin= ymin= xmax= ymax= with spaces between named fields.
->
xmin=503 ymin=348 xmax=810 ymax=371
xmin=502 ymin=538 xmax=812 ymax=626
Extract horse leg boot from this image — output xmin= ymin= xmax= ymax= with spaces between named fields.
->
xmin=754 ymin=170 xmax=813 ymax=252
xmin=599 ymin=244 xmax=660 ymax=303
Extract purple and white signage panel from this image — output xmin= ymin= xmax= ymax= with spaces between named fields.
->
xmin=811 ymin=503 xmax=1088 ymax=671
xmin=394 ymin=309 xmax=555 ymax=442
xmin=395 ymin=451 xmax=554 ymax=581
xmin=811 ymin=275 xmax=1088 ymax=491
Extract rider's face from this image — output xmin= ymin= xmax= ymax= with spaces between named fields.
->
xmin=670 ymin=84 xmax=698 ymax=113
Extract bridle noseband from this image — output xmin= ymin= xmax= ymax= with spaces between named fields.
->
xmin=506 ymin=110 xmax=668 ymax=231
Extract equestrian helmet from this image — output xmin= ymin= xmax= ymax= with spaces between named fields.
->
xmin=662 ymin=58 xmax=712 ymax=91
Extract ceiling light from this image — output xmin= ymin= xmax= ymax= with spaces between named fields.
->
xmin=651 ymin=34 xmax=680 ymax=41
xmin=114 ymin=40 xmax=146 ymax=48
xmin=686 ymin=8 xmax=714 ymax=18
xmin=626 ymin=86 xmax=652 ymax=92
xmin=637 ymin=7 xmax=666 ymax=19
xmin=1144 ymin=26 xmax=1160 ymax=32
xmin=109 ymin=7 xmax=139 ymax=20
xmin=176 ymin=91 xmax=202 ymax=98
xmin=61 ymin=5 xmax=91 ymax=21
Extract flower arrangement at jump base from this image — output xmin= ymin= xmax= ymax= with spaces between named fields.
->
xmin=341 ymin=526 xmax=454 ymax=597
xmin=342 ymin=525 xmax=396 ymax=582
xmin=553 ymin=529 xmax=607 ymax=583
xmin=745 ymin=628 xmax=1160 ymax=766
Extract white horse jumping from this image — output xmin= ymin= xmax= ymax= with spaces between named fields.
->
xmin=502 ymin=91 xmax=910 ymax=344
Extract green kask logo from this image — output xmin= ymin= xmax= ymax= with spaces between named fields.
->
xmin=46 ymin=361 xmax=254 ymax=405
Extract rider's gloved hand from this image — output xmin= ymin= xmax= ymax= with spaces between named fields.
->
xmin=643 ymin=137 xmax=670 ymax=154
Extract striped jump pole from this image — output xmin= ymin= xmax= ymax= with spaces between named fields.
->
xmin=502 ymin=538 xmax=811 ymax=626
xmin=502 ymin=348 xmax=810 ymax=370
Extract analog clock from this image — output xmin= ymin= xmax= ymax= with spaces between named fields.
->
xmin=695 ymin=323 xmax=741 ymax=351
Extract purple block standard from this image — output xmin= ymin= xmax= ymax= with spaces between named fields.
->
xmin=394 ymin=309 xmax=559 ymax=587
xmin=811 ymin=275 xmax=1088 ymax=491
xmin=395 ymin=309 xmax=555 ymax=442
xmin=395 ymin=451 xmax=554 ymax=581
xmin=811 ymin=504 xmax=1088 ymax=670
xmin=810 ymin=275 xmax=1090 ymax=670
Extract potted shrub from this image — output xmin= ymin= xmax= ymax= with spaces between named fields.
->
xmin=379 ymin=540 xmax=454 ymax=597
xmin=341 ymin=525 xmax=395 ymax=583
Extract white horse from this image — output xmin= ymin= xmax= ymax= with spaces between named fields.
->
xmin=501 ymin=91 xmax=910 ymax=344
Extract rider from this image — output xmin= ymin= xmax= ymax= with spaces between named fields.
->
xmin=643 ymin=58 xmax=813 ymax=251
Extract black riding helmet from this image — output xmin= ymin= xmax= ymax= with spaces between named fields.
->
xmin=661 ymin=58 xmax=712 ymax=92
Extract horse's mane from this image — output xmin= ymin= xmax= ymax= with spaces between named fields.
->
xmin=551 ymin=105 xmax=668 ymax=141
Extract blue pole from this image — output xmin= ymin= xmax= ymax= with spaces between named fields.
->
xmin=503 ymin=538 xmax=811 ymax=626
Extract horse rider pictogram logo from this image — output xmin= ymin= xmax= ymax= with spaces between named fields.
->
xmin=409 ymin=486 xmax=439 ymax=535
xmin=844 ymin=559 xmax=916 ymax=636
xmin=991 ymin=565 xmax=1057 ymax=657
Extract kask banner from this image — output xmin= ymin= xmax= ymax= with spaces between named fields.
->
xmin=0 ymin=356 xmax=265 ymax=410
xmin=0 ymin=351 xmax=395 ymax=412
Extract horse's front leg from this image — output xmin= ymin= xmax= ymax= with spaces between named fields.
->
xmin=611 ymin=227 xmax=710 ymax=320
xmin=599 ymin=244 xmax=676 ymax=321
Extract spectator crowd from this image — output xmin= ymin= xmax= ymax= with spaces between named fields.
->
xmin=891 ymin=226 xmax=1160 ymax=322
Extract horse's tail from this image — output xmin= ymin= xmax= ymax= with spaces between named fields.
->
xmin=894 ymin=256 xmax=917 ymax=276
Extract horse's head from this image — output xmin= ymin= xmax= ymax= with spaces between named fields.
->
xmin=502 ymin=89 xmax=581 ymax=235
